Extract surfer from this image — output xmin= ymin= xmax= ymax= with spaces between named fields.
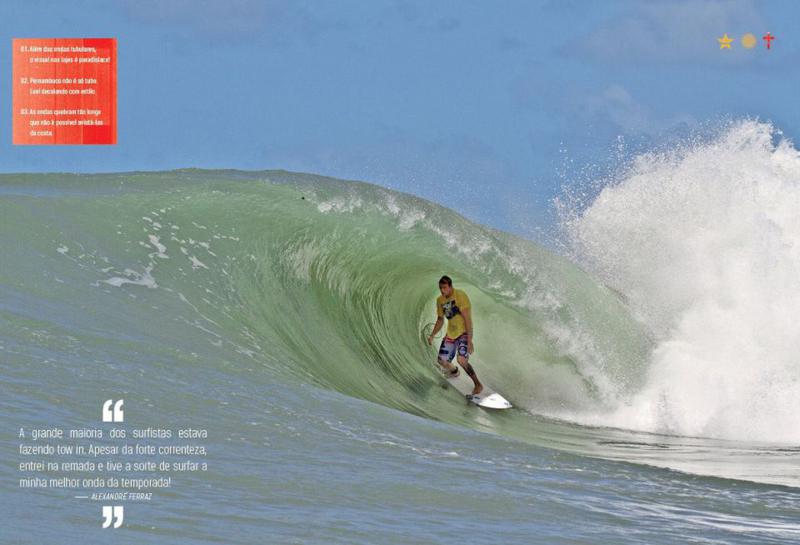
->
xmin=426 ymin=275 xmax=483 ymax=396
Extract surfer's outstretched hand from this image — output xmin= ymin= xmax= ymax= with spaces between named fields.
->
xmin=426 ymin=334 xmax=434 ymax=346
xmin=468 ymin=340 xmax=474 ymax=354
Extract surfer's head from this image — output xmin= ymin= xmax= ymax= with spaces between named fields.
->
xmin=438 ymin=275 xmax=453 ymax=297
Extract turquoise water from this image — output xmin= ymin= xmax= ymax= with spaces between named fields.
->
xmin=2 ymin=167 xmax=798 ymax=544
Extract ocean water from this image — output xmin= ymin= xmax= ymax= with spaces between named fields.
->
xmin=2 ymin=121 xmax=799 ymax=543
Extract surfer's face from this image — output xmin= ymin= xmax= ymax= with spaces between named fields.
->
xmin=439 ymin=283 xmax=452 ymax=297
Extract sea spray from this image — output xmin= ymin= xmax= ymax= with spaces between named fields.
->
xmin=561 ymin=120 xmax=800 ymax=443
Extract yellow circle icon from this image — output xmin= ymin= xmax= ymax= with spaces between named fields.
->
xmin=742 ymin=33 xmax=757 ymax=49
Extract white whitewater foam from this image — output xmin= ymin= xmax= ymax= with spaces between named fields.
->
xmin=562 ymin=120 xmax=800 ymax=443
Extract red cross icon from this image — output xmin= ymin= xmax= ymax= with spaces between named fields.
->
xmin=762 ymin=32 xmax=775 ymax=49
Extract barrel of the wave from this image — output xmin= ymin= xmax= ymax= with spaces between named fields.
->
xmin=421 ymin=322 xmax=512 ymax=409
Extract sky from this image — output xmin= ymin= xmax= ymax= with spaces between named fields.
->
xmin=1 ymin=0 xmax=798 ymax=237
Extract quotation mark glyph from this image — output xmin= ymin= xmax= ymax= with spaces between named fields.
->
xmin=102 ymin=399 xmax=124 ymax=422
xmin=101 ymin=505 xmax=124 ymax=528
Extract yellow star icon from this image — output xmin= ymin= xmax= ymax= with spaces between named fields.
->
xmin=718 ymin=33 xmax=734 ymax=49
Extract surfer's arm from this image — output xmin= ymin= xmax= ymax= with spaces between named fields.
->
xmin=428 ymin=317 xmax=444 ymax=345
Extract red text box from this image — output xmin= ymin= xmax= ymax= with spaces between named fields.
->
xmin=13 ymin=38 xmax=117 ymax=145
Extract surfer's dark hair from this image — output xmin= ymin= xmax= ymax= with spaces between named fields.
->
xmin=438 ymin=275 xmax=452 ymax=286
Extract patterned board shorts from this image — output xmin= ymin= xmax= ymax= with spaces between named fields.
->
xmin=438 ymin=333 xmax=469 ymax=363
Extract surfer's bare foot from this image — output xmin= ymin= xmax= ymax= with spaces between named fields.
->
xmin=471 ymin=383 xmax=483 ymax=396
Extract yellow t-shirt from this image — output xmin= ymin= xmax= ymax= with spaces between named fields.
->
xmin=436 ymin=288 xmax=471 ymax=339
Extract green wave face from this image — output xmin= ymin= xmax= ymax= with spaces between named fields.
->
xmin=1 ymin=170 xmax=651 ymax=432
xmin=7 ymin=169 xmax=800 ymax=486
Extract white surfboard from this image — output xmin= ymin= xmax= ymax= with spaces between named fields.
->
xmin=439 ymin=366 xmax=512 ymax=410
